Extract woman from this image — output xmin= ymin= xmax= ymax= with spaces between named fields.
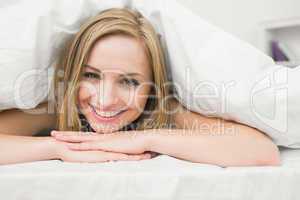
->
xmin=0 ymin=8 xmax=280 ymax=166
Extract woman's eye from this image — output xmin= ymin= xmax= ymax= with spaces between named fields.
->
xmin=121 ymin=78 xmax=140 ymax=87
xmin=83 ymin=72 xmax=100 ymax=79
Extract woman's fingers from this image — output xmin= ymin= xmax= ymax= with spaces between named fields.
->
xmin=61 ymin=150 xmax=151 ymax=163
xmin=56 ymin=141 xmax=152 ymax=163
xmin=52 ymin=131 xmax=105 ymax=143
xmin=66 ymin=142 xmax=151 ymax=160
xmin=55 ymin=135 xmax=98 ymax=143
xmin=121 ymin=153 xmax=152 ymax=161
xmin=66 ymin=141 xmax=102 ymax=150
xmin=51 ymin=131 xmax=99 ymax=137
xmin=65 ymin=134 xmax=146 ymax=155
xmin=104 ymin=152 xmax=152 ymax=161
xmin=52 ymin=131 xmax=141 ymax=153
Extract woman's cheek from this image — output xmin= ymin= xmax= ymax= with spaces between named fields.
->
xmin=133 ymin=88 xmax=150 ymax=113
xmin=78 ymin=81 xmax=98 ymax=99
xmin=78 ymin=87 xmax=89 ymax=101
xmin=77 ymin=81 xmax=98 ymax=113
xmin=116 ymin=87 xmax=146 ymax=113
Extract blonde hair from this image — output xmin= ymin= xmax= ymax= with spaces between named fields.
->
xmin=53 ymin=8 xmax=171 ymax=131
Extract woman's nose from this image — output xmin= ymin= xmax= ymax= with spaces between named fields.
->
xmin=93 ymin=80 xmax=118 ymax=110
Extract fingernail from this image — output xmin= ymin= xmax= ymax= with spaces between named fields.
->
xmin=54 ymin=133 xmax=63 ymax=137
xmin=66 ymin=144 xmax=76 ymax=148
xmin=143 ymin=154 xmax=151 ymax=159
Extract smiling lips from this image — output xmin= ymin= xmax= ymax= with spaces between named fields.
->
xmin=89 ymin=104 xmax=126 ymax=122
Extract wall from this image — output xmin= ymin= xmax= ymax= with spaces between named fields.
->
xmin=177 ymin=0 xmax=300 ymax=53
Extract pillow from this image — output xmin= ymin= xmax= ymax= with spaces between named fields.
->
xmin=157 ymin=3 xmax=300 ymax=148
xmin=1 ymin=0 xmax=299 ymax=148
xmin=157 ymin=1 xmax=300 ymax=148
xmin=0 ymin=0 xmax=133 ymax=110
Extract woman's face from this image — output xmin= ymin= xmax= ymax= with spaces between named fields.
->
xmin=78 ymin=34 xmax=153 ymax=133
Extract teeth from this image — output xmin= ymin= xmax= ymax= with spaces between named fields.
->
xmin=96 ymin=110 xmax=121 ymax=118
xmin=91 ymin=105 xmax=122 ymax=118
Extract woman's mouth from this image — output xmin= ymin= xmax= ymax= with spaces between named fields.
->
xmin=88 ymin=104 xmax=126 ymax=122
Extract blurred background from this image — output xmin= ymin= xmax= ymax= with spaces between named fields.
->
xmin=178 ymin=0 xmax=300 ymax=67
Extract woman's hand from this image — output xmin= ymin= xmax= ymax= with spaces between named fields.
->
xmin=51 ymin=130 xmax=151 ymax=155
xmin=55 ymin=141 xmax=151 ymax=163
xmin=50 ymin=133 xmax=151 ymax=163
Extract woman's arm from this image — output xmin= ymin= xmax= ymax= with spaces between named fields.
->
xmin=0 ymin=103 xmax=151 ymax=165
xmin=57 ymin=99 xmax=281 ymax=167
xmin=0 ymin=102 xmax=58 ymax=165
xmin=0 ymin=134 xmax=58 ymax=165
xmin=0 ymin=102 xmax=59 ymax=165
xmin=0 ymin=134 xmax=152 ymax=165
xmin=0 ymin=102 xmax=56 ymax=136
xmin=0 ymin=134 xmax=151 ymax=165
xmin=0 ymin=103 xmax=150 ymax=165
xmin=145 ymin=100 xmax=281 ymax=166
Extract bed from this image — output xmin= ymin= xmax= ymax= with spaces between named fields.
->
xmin=1 ymin=1 xmax=299 ymax=199
xmin=0 ymin=147 xmax=298 ymax=200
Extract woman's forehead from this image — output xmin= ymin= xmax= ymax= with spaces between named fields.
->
xmin=86 ymin=34 xmax=152 ymax=78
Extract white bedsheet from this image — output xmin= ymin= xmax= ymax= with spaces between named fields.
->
xmin=0 ymin=148 xmax=299 ymax=200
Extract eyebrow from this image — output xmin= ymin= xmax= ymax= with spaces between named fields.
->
xmin=83 ymin=64 xmax=145 ymax=78
xmin=84 ymin=64 xmax=101 ymax=73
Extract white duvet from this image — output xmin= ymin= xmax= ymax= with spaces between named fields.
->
xmin=1 ymin=0 xmax=300 ymax=148
xmin=0 ymin=148 xmax=299 ymax=200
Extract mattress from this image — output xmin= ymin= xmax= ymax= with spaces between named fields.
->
xmin=0 ymin=147 xmax=299 ymax=200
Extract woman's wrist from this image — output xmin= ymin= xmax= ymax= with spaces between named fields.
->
xmin=137 ymin=129 xmax=157 ymax=152
xmin=42 ymin=136 xmax=61 ymax=160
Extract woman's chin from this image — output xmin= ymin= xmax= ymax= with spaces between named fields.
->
xmin=89 ymin=123 xmax=121 ymax=134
